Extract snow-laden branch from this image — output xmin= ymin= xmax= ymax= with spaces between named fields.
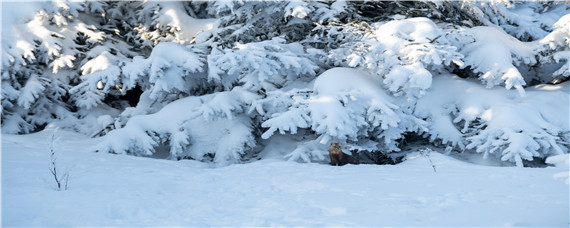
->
xmin=416 ymin=74 xmax=569 ymax=167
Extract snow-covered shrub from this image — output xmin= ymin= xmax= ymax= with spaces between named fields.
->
xmin=134 ymin=1 xmax=215 ymax=45
xmin=536 ymin=14 xmax=570 ymax=82
xmin=2 ymin=1 xmax=96 ymax=133
xmin=347 ymin=1 xmax=567 ymax=41
xmin=207 ymin=37 xmax=319 ymax=91
xmin=200 ymin=0 xmax=347 ymax=47
xmin=2 ymin=1 xmax=141 ymax=134
xmin=97 ymin=87 xmax=258 ymax=166
xmin=447 ymin=26 xmax=535 ymax=96
xmin=259 ymin=68 xmax=426 ymax=162
xmin=416 ymin=75 xmax=569 ymax=167
xmin=3 ymin=0 xmax=568 ymax=167
xmin=69 ymin=41 xmax=212 ymax=135
xmin=425 ymin=1 xmax=567 ymax=41
xmin=325 ymin=17 xmax=464 ymax=99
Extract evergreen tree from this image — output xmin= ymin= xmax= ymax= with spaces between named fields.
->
xmin=2 ymin=0 xmax=568 ymax=166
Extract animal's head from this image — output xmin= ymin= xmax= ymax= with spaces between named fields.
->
xmin=329 ymin=142 xmax=342 ymax=151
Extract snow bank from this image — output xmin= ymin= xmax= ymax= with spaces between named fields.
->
xmin=546 ymin=154 xmax=570 ymax=184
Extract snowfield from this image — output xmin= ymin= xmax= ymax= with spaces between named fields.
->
xmin=2 ymin=1 xmax=569 ymax=227
xmin=2 ymin=128 xmax=568 ymax=227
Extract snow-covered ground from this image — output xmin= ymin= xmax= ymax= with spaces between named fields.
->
xmin=2 ymin=128 xmax=568 ymax=227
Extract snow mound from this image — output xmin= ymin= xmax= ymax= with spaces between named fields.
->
xmin=546 ymin=154 xmax=570 ymax=168
xmin=546 ymin=154 xmax=570 ymax=184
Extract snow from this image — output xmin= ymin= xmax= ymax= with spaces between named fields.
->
xmin=341 ymin=17 xmax=464 ymax=99
xmin=95 ymin=86 xmax=258 ymax=165
xmin=416 ymin=74 xmax=569 ymax=166
xmin=2 ymin=128 xmax=568 ymax=227
xmin=143 ymin=1 xmax=215 ymax=45
xmin=259 ymin=67 xmax=425 ymax=161
xmin=537 ymin=13 xmax=570 ymax=78
xmin=1 ymin=1 xmax=47 ymax=67
xmin=546 ymin=154 xmax=570 ymax=184
xmin=1 ymin=2 xmax=569 ymax=226
xmin=311 ymin=67 xmax=401 ymax=141
xmin=457 ymin=26 xmax=536 ymax=96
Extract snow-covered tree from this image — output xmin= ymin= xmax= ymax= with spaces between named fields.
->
xmin=207 ymin=37 xmax=320 ymax=91
xmin=96 ymin=87 xmax=259 ymax=166
xmin=3 ymin=0 xmax=568 ymax=167
xmin=536 ymin=14 xmax=570 ymax=83
xmin=447 ymin=25 xmax=535 ymax=96
xmin=2 ymin=1 xmax=111 ymax=134
xmin=258 ymin=68 xmax=427 ymax=162
xmin=416 ymin=75 xmax=569 ymax=167
xmin=134 ymin=1 xmax=215 ymax=46
xmin=323 ymin=17 xmax=464 ymax=99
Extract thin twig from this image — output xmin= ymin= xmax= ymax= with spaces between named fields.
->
xmin=48 ymin=128 xmax=69 ymax=191
xmin=420 ymin=148 xmax=437 ymax=173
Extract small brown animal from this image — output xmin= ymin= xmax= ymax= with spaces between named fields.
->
xmin=329 ymin=142 xmax=358 ymax=166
